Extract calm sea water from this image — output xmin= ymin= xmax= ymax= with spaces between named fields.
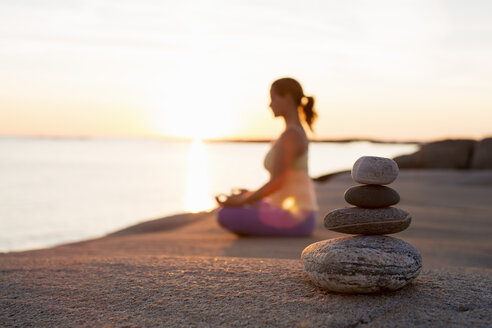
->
xmin=0 ymin=136 xmax=417 ymax=252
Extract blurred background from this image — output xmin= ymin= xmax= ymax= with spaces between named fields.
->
xmin=1 ymin=0 xmax=490 ymax=251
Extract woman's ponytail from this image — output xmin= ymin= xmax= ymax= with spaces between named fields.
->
xmin=271 ymin=77 xmax=318 ymax=132
xmin=301 ymin=96 xmax=317 ymax=132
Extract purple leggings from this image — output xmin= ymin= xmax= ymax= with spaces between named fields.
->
xmin=217 ymin=201 xmax=316 ymax=237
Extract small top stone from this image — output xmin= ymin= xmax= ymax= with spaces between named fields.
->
xmin=351 ymin=156 xmax=399 ymax=185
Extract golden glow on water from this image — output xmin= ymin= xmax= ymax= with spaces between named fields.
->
xmin=183 ymin=138 xmax=216 ymax=213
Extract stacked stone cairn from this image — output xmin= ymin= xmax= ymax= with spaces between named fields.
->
xmin=301 ymin=156 xmax=422 ymax=293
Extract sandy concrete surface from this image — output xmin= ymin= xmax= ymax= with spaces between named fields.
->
xmin=1 ymin=255 xmax=490 ymax=327
xmin=1 ymin=170 xmax=492 ymax=327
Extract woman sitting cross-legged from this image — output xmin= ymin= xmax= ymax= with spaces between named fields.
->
xmin=215 ymin=77 xmax=319 ymax=236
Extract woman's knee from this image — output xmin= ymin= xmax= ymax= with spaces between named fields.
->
xmin=217 ymin=207 xmax=231 ymax=228
xmin=217 ymin=206 xmax=259 ymax=234
xmin=217 ymin=207 xmax=243 ymax=229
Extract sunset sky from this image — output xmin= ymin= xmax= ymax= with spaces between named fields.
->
xmin=1 ymin=0 xmax=491 ymax=141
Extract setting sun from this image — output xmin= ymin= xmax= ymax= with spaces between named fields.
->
xmin=147 ymin=65 xmax=246 ymax=140
xmin=143 ymin=22 xmax=254 ymax=140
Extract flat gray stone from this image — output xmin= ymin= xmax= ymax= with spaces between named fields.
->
xmin=352 ymin=156 xmax=399 ymax=185
xmin=324 ymin=207 xmax=411 ymax=235
xmin=344 ymin=185 xmax=400 ymax=208
xmin=301 ymin=235 xmax=422 ymax=293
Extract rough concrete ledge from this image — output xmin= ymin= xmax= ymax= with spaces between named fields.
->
xmin=1 ymin=255 xmax=490 ymax=328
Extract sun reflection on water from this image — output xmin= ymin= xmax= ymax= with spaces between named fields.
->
xmin=183 ymin=138 xmax=216 ymax=213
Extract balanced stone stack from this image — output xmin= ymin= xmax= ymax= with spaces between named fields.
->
xmin=301 ymin=156 xmax=422 ymax=293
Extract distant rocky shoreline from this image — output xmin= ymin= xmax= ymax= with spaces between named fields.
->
xmin=393 ymin=138 xmax=492 ymax=170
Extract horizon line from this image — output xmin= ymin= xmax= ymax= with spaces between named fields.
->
xmin=1 ymin=133 xmax=491 ymax=144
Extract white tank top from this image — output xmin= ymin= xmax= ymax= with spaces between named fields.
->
xmin=263 ymin=125 xmax=319 ymax=212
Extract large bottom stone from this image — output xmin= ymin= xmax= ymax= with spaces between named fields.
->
xmin=301 ymin=235 xmax=422 ymax=293
xmin=324 ymin=207 xmax=411 ymax=235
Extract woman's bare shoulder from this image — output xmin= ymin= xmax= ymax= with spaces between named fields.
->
xmin=278 ymin=127 xmax=307 ymax=153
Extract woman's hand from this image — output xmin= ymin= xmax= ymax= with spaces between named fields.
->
xmin=215 ymin=194 xmax=245 ymax=207
xmin=215 ymin=189 xmax=251 ymax=207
